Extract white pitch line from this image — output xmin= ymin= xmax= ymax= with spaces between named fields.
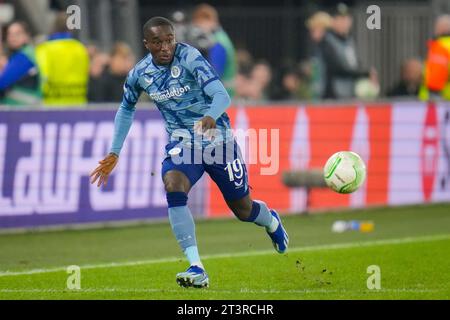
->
xmin=0 ymin=234 xmax=449 ymax=278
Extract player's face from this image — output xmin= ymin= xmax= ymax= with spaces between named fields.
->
xmin=144 ymin=26 xmax=176 ymax=65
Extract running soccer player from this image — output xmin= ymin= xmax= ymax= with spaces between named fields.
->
xmin=90 ymin=17 xmax=288 ymax=288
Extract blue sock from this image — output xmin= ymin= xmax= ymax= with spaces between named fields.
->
xmin=167 ymin=192 xmax=203 ymax=267
xmin=184 ymin=246 xmax=202 ymax=268
xmin=247 ymin=200 xmax=278 ymax=231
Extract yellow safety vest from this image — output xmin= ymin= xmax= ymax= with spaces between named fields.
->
xmin=36 ymin=38 xmax=89 ymax=106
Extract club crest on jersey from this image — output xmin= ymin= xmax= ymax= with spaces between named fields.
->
xmin=171 ymin=66 xmax=181 ymax=78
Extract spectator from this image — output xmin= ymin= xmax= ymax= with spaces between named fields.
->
xmin=275 ymin=62 xmax=314 ymax=101
xmin=88 ymin=48 xmax=110 ymax=102
xmin=0 ymin=21 xmax=41 ymax=106
xmin=236 ymin=47 xmax=254 ymax=75
xmin=233 ymin=47 xmax=254 ymax=100
xmin=94 ymin=42 xmax=135 ymax=102
xmin=321 ymin=3 xmax=377 ymax=99
xmin=419 ymin=14 xmax=450 ymax=101
xmin=234 ymin=73 xmax=249 ymax=100
xmin=192 ymin=3 xmax=237 ymax=98
xmin=281 ymin=70 xmax=301 ymax=100
xmin=35 ymin=11 xmax=89 ymax=106
xmin=305 ymin=11 xmax=332 ymax=100
xmin=388 ymin=58 xmax=423 ymax=97
xmin=170 ymin=10 xmax=189 ymax=44
xmin=234 ymin=61 xmax=273 ymax=102
xmin=250 ymin=60 xmax=273 ymax=100
xmin=171 ymin=10 xmax=215 ymax=59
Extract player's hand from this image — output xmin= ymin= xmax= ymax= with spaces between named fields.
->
xmin=90 ymin=153 xmax=119 ymax=187
xmin=194 ymin=116 xmax=216 ymax=140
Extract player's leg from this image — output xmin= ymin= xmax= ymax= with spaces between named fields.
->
xmin=164 ymin=170 xmax=201 ymax=270
xmin=205 ymin=140 xmax=289 ymax=253
xmin=226 ymin=194 xmax=289 ymax=254
xmin=162 ymin=151 xmax=208 ymax=288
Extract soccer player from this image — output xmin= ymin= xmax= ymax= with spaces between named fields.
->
xmin=90 ymin=17 xmax=288 ymax=288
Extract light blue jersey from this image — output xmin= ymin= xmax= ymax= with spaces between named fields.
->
xmin=120 ymin=42 xmax=232 ymax=149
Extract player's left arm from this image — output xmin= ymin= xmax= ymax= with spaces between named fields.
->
xmin=186 ymin=48 xmax=231 ymax=134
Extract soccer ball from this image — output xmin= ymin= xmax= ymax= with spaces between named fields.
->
xmin=323 ymin=151 xmax=366 ymax=194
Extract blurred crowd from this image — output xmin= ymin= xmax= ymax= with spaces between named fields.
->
xmin=1 ymin=3 xmax=450 ymax=107
xmin=0 ymin=11 xmax=136 ymax=106
xmin=233 ymin=5 xmax=450 ymax=103
xmin=87 ymin=42 xmax=136 ymax=103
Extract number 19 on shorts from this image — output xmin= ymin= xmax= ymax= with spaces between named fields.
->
xmin=224 ymin=159 xmax=245 ymax=187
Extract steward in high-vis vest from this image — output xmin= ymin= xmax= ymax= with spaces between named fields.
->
xmin=35 ymin=13 xmax=89 ymax=106
xmin=419 ymin=15 xmax=450 ymax=101
xmin=36 ymin=32 xmax=89 ymax=106
xmin=0 ymin=22 xmax=41 ymax=106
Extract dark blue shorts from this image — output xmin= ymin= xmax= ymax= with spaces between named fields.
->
xmin=161 ymin=139 xmax=250 ymax=201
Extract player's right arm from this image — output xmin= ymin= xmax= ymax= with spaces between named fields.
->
xmin=90 ymin=67 xmax=143 ymax=187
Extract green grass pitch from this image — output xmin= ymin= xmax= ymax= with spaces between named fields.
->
xmin=0 ymin=203 xmax=449 ymax=299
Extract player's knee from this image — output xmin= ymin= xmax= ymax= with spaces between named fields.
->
xmin=163 ymin=172 xmax=190 ymax=193
xmin=164 ymin=180 xmax=186 ymax=193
